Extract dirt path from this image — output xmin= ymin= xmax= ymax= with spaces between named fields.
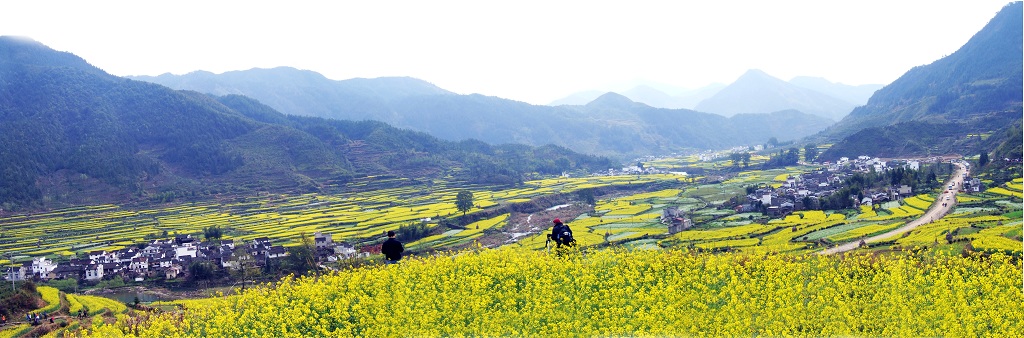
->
xmin=820 ymin=162 xmax=968 ymax=255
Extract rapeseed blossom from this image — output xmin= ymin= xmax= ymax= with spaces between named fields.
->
xmin=87 ymin=247 xmax=1023 ymax=337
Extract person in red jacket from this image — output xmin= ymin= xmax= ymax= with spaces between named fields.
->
xmin=381 ymin=230 xmax=404 ymax=264
xmin=549 ymin=218 xmax=575 ymax=248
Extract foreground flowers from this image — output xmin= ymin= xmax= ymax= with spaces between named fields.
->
xmin=90 ymin=248 xmax=1022 ymax=337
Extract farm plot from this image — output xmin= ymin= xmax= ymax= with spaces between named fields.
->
xmin=2 ymin=174 xmax=697 ymax=263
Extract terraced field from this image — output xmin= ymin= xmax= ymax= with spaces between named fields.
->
xmin=2 ymin=164 xmax=1018 ymax=268
xmin=1 ymin=174 xmax=693 ymax=264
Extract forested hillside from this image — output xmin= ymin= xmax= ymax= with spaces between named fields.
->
xmin=819 ymin=2 xmax=1023 ymax=160
xmin=0 ymin=37 xmax=614 ymax=211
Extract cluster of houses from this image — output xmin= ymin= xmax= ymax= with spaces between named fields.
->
xmin=3 ymin=232 xmax=362 ymax=283
xmin=736 ymin=157 xmax=939 ymax=218
xmin=746 ymin=179 xmax=917 ymax=217
xmin=825 ymin=156 xmax=920 ymax=173
xmin=609 ymin=165 xmax=674 ymax=176
xmin=696 ymin=146 xmax=766 ymax=162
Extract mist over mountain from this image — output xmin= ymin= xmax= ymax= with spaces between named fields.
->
xmin=694 ymin=69 xmax=857 ymax=120
xmin=567 ymin=93 xmax=834 ymax=154
xmin=788 ymin=76 xmax=883 ymax=105
xmin=134 ymin=68 xmax=834 ymax=157
xmin=819 ymin=2 xmax=1023 ymax=160
xmin=0 ymin=36 xmax=613 ymax=209
xmin=131 ymin=68 xmax=453 ymax=122
xmin=621 ymin=84 xmax=726 ymax=109
xmin=549 ymin=83 xmax=724 ymax=109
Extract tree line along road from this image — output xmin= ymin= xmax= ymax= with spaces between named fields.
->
xmin=820 ymin=162 xmax=969 ymax=255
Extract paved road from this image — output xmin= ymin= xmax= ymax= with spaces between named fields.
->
xmin=820 ymin=162 xmax=968 ymax=255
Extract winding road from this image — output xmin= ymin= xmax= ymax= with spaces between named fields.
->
xmin=820 ymin=162 xmax=968 ymax=255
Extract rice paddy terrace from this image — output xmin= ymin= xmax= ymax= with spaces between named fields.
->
xmin=2 ymin=168 xmax=1020 ymax=267
xmin=0 ymin=174 xmax=695 ymax=263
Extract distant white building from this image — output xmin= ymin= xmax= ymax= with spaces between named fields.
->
xmin=129 ymin=257 xmax=149 ymax=272
xmin=31 ymin=257 xmax=57 ymax=277
xmin=6 ymin=266 xmax=27 ymax=281
xmin=314 ymin=232 xmax=334 ymax=250
xmin=85 ymin=264 xmax=104 ymax=281
xmin=174 ymin=244 xmax=198 ymax=258
xmin=907 ymin=161 xmax=920 ymax=171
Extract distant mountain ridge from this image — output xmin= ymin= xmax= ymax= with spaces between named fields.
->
xmin=133 ymin=68 xmax=453 ymax=122
xmin=134 ymin=68 xmax=834 ymax=157
xmin=549 ymin=83 xmax=724 ymax=109
xmin=0 ymin=36 xmax=614 ymax=210
xmin=819 ymin=2 xmax=1023 ymax=160
xmin=788 ymin=76 xmax=882 ymax=105
xmin=694 ymin=69 xmax=857 ymax=121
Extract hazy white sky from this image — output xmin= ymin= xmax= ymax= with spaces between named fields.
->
xmin=0 ymin=0 xmax=1013 ymax=104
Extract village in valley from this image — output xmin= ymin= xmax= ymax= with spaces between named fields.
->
xmin=4 ymin=232 xmax=365 ymax=285
xmin=660 ymin=155 xmax=977 ymax=234
xmin=3 ymin=151 xmax=980 ymax=286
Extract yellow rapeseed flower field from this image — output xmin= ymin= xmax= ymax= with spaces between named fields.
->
xmin=85 ymin=248 xmax=1023 ymax=337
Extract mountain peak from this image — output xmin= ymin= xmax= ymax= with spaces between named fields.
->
xmin=586 ymin=92 xmax=638 ymax=109
xmin=0 ymin=35 xmax=105 ymax=76
xmin=735 ymin=69 xmax=787 ymax=84
xmin=695 ymin=69 xmax=854 ymax=119
xmin=740 ymin=68 xmax=771 ymax=77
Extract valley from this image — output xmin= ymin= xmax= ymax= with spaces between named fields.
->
xmin=2 ymin=156 xmax=1019 ymax=337
xmin=1 ymin=2 xmax=1022 ymax=336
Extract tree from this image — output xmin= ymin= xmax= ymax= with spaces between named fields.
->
xmin=187 ymin=261 xmax=215 ymax=283
xmin=203 ymin=226 xmax=223 ymax=241
xmin=577 ymin=189 xmax=596 ymax=205
xmin=804 ymin=144 xmax=818 ymax=162
xmin=397 ymin=221 xmax=433 ymax=242
xmin=283 ymin=234 xmax=317 ymax=276
xmin=741 ymin=153 xmax=751 ymax=167
xmin=730 ymin=153 xmax=742 ymax=167
xmin=555 ymin=157 xmax=571 ymax=172
xmin=979 ymin=151 xmax=989 ymax=167
xmin=456 ymin=190 xmax=474 ymax=216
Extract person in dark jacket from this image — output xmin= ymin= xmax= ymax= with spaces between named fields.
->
xmin=381 ymin=230 xmax=404 ymax=264
xmin=549 ymin=218 xmax=575 ymax=248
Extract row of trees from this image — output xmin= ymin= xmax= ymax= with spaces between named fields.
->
xmin=762 ymin=148 xmax=801 ymax=169
xmin=817 ymin=166 xmax=943 ymax=210
xmin=729 ymin=153 xmax=752 ymax=168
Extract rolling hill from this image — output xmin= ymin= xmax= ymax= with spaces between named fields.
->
xmin=0 ymin=36 xmax=614 ymax=210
